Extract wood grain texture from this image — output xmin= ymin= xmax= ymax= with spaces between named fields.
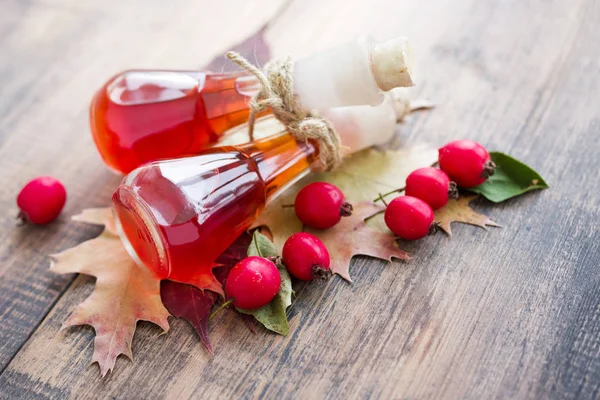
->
xmin=1 ymin=0 xmax=600 ymax=398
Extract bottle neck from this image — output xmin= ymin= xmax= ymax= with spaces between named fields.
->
xmin=234 ymin=94 xmax=400 ymax=201
xmin=238 ymin=132 xmax=318 ymax=202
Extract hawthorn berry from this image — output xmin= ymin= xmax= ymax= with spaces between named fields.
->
xmin=225 ymin=256 xmax=281 ymax=310
xmin=384 ymin=196 xmax=435 ymax=240
xmin=282 ymin=233 xmax=331 ymax=281
xmin=294 ymin=182 xmax=352 ymax=229
xmin=405 ymin=167 xmax=457 ymax=210
xmin=438 ymin=140 xmax=496 ymax=188
xmin=16 ymin=176 xmax=67 ymax=225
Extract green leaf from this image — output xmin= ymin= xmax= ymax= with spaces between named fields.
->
xmin=236 ymin=231 xmax=292 ymax=336
xmin=247 ymin=230 xmax=279 ymax=258
xmin=468 ymin=152 xmax=549 ymax=203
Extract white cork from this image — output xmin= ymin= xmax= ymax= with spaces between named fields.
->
xmin=371 ymin=37 xmax=414 ymax=91
xmin=293 ymin=36 xmax=415 ymax=110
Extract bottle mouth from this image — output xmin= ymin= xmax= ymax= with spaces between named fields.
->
xmin=112 ymin=186 xmax=170 ymax=279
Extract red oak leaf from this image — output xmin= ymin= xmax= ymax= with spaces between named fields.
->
xmin=160 ymin=280 xmax=218 ymax=355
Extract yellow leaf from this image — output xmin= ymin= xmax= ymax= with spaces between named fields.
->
xmin=50 ymin=210 xmax=170 ymax=376
xmin=434 ymin=195 xmax=501 ymax=237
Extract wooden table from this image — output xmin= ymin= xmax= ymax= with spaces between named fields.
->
xmin=1 ymin=0 xmax=599 ymax=398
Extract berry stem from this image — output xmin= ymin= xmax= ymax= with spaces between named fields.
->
xmin=16 ymin=210 xmax=28 ymax=226
xmin=376 ymin=193 xmax=389 ymax=206
xmin=448 ymin=182 xmax=460 ymax=199
xmin=364 ymin=209 xmax=385 ymax=222
xmin=481 ymin=160 xmax=497 ymax=179
xmin=428 ymin=222 xmax=441 ymax=236
xmin=281 ymin=204 xmax=295 ymax=208
xmin=340 ymin=202 xmax=353 ymax=217
xmin=209 ymin=299 xmax=234 ymax=320
xmin=373 ymin=187 xmax=405 ymax=203
xmin=312 ymin=265 xmax=332 ymax=280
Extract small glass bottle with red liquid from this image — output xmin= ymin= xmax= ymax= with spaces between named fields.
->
xmin=90 ymin=36 xmax=413 ymax=173
xmin=112 ymin=92 xmax=407 ymax=293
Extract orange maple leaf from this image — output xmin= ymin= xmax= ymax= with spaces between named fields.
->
xmin=306 ymin=201 xmax=411 ymax=282
xmin=434 ymin=195 xmax=501 ymax=236
xmin=50 ymin=209 xmax=170 ymax=376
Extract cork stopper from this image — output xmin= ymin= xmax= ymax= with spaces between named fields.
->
xmin=371 ymin=37 xmax=414 ymax=91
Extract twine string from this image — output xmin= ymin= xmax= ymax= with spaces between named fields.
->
xmin=226 ymin=51 xmax=343 ymax=171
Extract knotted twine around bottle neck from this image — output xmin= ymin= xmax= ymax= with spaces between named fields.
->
xmin=226 ymin=51 xmax=343 ymax=171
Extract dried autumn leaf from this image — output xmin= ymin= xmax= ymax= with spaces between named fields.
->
xmin=306 ymin=202 xmax=410 ymax=282
xmin=434 ymin=195 xmax=500 ymax=236
xmin=51 ymin=209 xmax=170 ymax=376
xmin=250 ymin=146 xmax=438 ymax=252
xmin=71 ymin=207 xmax=116 ymax=235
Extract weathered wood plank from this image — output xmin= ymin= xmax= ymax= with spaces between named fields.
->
xmin=1 ymin=0 xmax=600 ymax=398
xmin=0 ymin=0 xmax=287 ymax=371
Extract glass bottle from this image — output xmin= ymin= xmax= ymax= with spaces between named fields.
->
xmin=112 ymin=93 xmax=406 ymax=292
xmin=91 ymin=36 xmax=413 ymax=173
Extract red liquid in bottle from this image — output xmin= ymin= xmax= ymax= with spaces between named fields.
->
xmin=90 ymin=70 xmax=264 ymax=174
xmin=112 ymin=132 xmax=317 ymax=292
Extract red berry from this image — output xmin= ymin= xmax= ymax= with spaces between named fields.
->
xmin=384 ymin=196 xmax=434 ymax=240
xmin=294 ymin=182 xmax=352 ymax=229
xmin=282 ymin=233 xmax=331 ymax=281
xmin=225 ymin=256 xmax=281 ymax=310
xmin=16 ymin=176 xmax=67 ymax=225
xmin=438 ymin=140 xmax=496 ymax=188
xmin=405 ymin=167 xmax=457 ymax=210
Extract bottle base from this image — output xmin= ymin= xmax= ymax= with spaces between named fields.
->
xmin=112 ymin=186 xmax=170 ymax=279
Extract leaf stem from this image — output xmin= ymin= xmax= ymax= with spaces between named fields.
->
xmin=209 ymin=299 xmax=234 ymax=320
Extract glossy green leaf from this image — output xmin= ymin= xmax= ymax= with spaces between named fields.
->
xmin=237 ymin=231 xmax=292 ymax=336
xmin=247 ymin=230 xmax=278 ymax=258
xmin=468 ymin=152 xmax=549 ymax=203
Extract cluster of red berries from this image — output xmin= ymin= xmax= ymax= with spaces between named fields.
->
xmin=384 ymin=139 xmax=495 ymax=240
xmin=225 ymin=231 xmax=332 ymax=310
xmin=226 ymin=182 xmax=347 ymax=310
xmin=226 ymin=140 xmax=495 ymax=310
